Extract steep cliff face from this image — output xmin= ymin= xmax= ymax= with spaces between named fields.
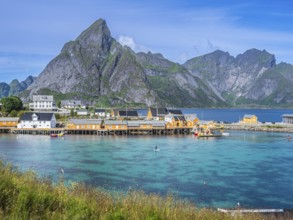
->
xmin=27 ymin=19 xmax=158 ymax=106
xmin=183 ymin=49 xmax=293 ymax=106
xmin=26 ymin=19 xmax=225 ymax=107
xmin=135 ymin=51 xmax=226 ymax=107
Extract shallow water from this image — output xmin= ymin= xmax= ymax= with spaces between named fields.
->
xmin=1 ymin=131 xmax=293 ymax=208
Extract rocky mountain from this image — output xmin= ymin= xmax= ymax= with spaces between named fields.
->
xmin=0 ymin=76 xmax=35 ymax=98
xmin=4 ymin=18 xmax=292 ymax=108
xmin=24 ymin=19 xmax=226 ymax=107
xmin=183 ymin=49 xmax=293 ymax=107
xmin=135 ymin=51 xmax=226 ymax=107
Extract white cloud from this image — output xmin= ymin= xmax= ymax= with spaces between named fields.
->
xmin=118 ymin=35 xmax=136 ymax=51
xmin=118 ymin=35 xmax=150 ymax=53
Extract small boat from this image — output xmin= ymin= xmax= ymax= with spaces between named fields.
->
xmin=50 ymin=133 xmax=64 ymax=137
xmin=222 ymin=132 xmax=230 ymax=136
xmin=197 ymin=133 xmax=222 ymax=138
xmin=194 ymin=131 xmax=222 ymax=138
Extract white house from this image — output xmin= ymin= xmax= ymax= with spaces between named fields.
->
xmin=61 ymin=100 xmax=86 ymax=109
xmin=94 ymin=109 xmax=106 ymax=117
xmin=18 ymin=112 xmax=56 ymax=128
xmin=76 ymin=109 xmax=89 ymax=116
xmin=29 ymin=95 xmax=57 ymax=111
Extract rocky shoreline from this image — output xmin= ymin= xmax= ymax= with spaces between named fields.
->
xmin=222 ymin=123 xmax=293 ymax=133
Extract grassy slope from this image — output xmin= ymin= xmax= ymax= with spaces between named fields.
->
xmin=0 ymin=160 xmax=282 ymax=220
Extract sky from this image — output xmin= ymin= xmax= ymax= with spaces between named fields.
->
xmin=1 ymin=0 xmax=293 ymax=83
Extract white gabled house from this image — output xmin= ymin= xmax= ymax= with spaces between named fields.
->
xmin=94 ymin=109 xmax=106 ymax=117
xmin=76 ymin=109 xmax=89 ymax=116
xmin=18 ymin=112 xmax=56 ymax=128
xmin=61 ymin=100 xmax=86 ymax=109
xmin=29 ymin=95 xmax=57 ymax=111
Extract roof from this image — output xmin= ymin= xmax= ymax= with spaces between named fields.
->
xmin=127 ymin=121 xmax=153 ymax=127
xmin=33 ymin=95 xmax=54 ymax=102
xmin=151 ymin=121 xmax=166 ymax=127
xmin=168 ymin=109 xmax=183 ymax=115
xmin=20 ymin=112 xmax=55 ymax=121
xmin=76 ymin=109 xmax=88 ymax=112
xmin=104 ymin=120 xmax=128 ymax=125
xmin=149 ymin=108 xmax=168 ymax=117
xmin=244 ymin=114 xmax=256 ymax=118
xmin=95 ymin=109 xmax=105 ymax=113
xmin=282 ymin=114 xmax=293 ymax=118
xmin=68 ymin=119 xmax=102 ymax=125
xmin=61 ymin=100 xmax=83 ymax=106
xmin=184 ymin=114 xmax=198 ymax=121
xmin=173 ymin=116 xmax=186 ymax=121
xmin=0 ymin=117 xmax=19 ymax=122
xmin=118 ymin=110 xmax=138 ymax=117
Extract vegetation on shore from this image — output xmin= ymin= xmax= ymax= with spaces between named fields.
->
xmin=0 ymin=160 xmax=286 ymax=219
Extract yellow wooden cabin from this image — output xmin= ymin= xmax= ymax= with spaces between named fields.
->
xmin=165 ymin=115 xmax=187 ymax=128
xmin=127 ymin=121 xmax=153 ymax=130
xmin=67 ymin=119 xmax=102 ymax=130
xmin=165 ymin=121 xmax=173 ymax=129
xmin=104 ymin=121 xmax=127 ymax=130
xmin=185 ymin=114 xmax=199 ymax=127
xmin=0 ymin=117 xmax=19 ymax=127
xmin=240 ymin=115 xmax=258 ymax=124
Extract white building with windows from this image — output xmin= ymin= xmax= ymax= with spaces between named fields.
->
xmin=61 ymin=100 xmax=86 ymax=109
xmin=18 ymin=112 xmax=56 ymax=128
xmin=29 ymin=95 xmax=57 ymax=111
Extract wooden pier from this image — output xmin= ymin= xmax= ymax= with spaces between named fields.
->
xmin=217 ymin=208 xmax=293 ymax=218
xmin=1 ymin=127 xmax=193 ymax=136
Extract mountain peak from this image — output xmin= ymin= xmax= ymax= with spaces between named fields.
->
xmin=75 ymin=18 xmax=112 ymax=48
xmin=236 ymin=48 xmax=276 ymax=68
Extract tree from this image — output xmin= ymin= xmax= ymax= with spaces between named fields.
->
xmin=1 ymin=96 xmax=23 ymax=114
xmin=9 ymin=110 xmax=18 ymax=117
xmin=70 ymin=109 xmax=75 ymax=117
xmin=57 ymin=100 xmax=61 ymax=108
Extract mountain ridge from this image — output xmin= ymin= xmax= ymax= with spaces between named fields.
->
xmin=2 ymin=18 xmax=293 ymax=108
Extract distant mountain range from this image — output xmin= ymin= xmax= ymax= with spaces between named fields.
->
xmin=2 ymin=18 xmax=293 ymax=108
xmin=0 ymin=76 xmax=35 ymax=98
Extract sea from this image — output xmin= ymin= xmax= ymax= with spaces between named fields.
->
xmin=1 ymin=109 xmax=293 ymax=209
xmin=139 ymin=108 xmax=293 ymax=123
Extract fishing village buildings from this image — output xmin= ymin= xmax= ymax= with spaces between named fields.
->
xmin=2 ymin=95 xmax=293 ymax=135
xmin=0 ymin=107 xmax=199 ymax=135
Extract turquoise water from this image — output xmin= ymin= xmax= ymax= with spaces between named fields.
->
xmin=1 ymin=131 xmax=293 ymax=209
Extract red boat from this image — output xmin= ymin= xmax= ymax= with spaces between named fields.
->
xmin=50 ymin=133 xmax=64 ymax=137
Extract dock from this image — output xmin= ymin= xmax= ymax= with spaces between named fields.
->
xmin=1 ymin=127 xmax=193 ymax=136
xmin=218 ymin=208 xmax=284 ymax=214
xmin=217 ymin=208 xmax=293 ymax=218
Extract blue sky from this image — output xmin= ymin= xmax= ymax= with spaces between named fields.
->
xmin=1 ymin=0 xmax=293 ymax=83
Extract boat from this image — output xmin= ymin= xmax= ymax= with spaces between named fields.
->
xmin=50 ymin=133 xmax=64 ymax=137
xmin=195 ymin=132 xmax=222 ymax=138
